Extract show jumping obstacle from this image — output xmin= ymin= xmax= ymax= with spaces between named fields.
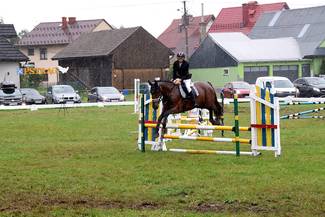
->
xmin=138 ymin=86 xmax=281 ymax=157
xmin=280 ymin=101 xmax=325 ymax=120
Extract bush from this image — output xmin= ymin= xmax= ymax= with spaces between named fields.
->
xmin=20 ymin=74 xmax=48 ymax=88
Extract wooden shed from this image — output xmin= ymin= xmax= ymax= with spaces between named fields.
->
xmin=52 ymin=27 xmax=171 ymax=89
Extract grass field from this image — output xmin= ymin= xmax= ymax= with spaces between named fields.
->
xmin=0 ymin=104 xmax=324 ymax=216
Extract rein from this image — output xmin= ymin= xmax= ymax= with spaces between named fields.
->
xmin=153 ymin=81 xmax=177 ymax=103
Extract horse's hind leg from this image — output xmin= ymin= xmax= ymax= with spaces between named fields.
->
xmin=213 ymin=108 xmax=222 ymax=125
xmin=209 ymin=109 xmax=218 ymax=125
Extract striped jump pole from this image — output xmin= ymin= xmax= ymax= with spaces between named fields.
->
xmin=221 ymin=92 xmax=225 ymax=137
xmin=280 ymin=107 xmax=324 ymax=119
xmin=144 ymin=123 xmax=250 ymax=131
xmin=169 ymin=148 xmax=254 ymax=155
xmin=280 ymin=101 xmax=325 ymax=106
xmin=140 ymin=94 xmax=145 ymax=152
xmin=162 ymin=134 xmax=251 ymax=144
xmin=283 ymin=115 xmax=325 ymax=119
xmin=233 ymin=94 xmax=240 ymax=156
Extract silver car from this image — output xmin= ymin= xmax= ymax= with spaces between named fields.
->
xmin=46 ymin=85 xmax=81 ymax=104
xmin=88 ymin=87 xmax=125 ymax=102
xmin=0 ymin=89 xmax=23 ymax=106
xmin=21 ymin=88 xmax=46 ymax=104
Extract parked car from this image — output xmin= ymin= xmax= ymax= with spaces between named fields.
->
xmin=0 ymin=81 xmax=22 ymax=106
xmin=293 ymin=77 xmax=325 ymax=97
xmin=256 ymin=76 xmax=298 ymax=97
xmin=222 ymin=81 xmax=251 ymax=98
xmin=88 ymin=86 xmax=125 ymax=102
xmin=20 ymin=88 xmax=46 ymax=104
xmin=46 ymin=85 xmax=81 ymax=104
xmin=0 ymin=89 xmax=23 ymax=106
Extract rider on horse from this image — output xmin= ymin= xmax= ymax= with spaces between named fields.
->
xmin=172 ymin=52 xmax=196 ymax=106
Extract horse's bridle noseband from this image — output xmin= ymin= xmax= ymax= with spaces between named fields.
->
xmin=152 ymin=96 xmax=162 ymax=104
xmin=151 ymin=81 xmax=177 ymax=105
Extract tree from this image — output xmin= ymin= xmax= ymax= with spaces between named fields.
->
xmin=18 ymin=29 xmax=29 ymax=39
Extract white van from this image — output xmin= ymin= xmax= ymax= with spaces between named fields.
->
xmin=255 ymin=76 xmax=299 ymax=97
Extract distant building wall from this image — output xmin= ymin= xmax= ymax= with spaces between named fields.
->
xmin=20 ymin=44 xmax=66 ymax=85
xmin=92 ymin=21 xmax=112 ymax=32
xmin=112 ymin=68 xmax=166 ymax=90
xmin=320 ymin=40 xmax=325 ymax=48
xmin=312 ymin=57 xmax=325 ymax=75
xmin=191 ymin=60 xmax=313 ymax=87
xmin=191 ymin=67 xmax=240 ymax=87
xmin=59 ymin=56 xmax=113 ymax=89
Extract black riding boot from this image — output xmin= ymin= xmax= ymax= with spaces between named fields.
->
xmin=188 ymin=91 xmax=198 ymax=107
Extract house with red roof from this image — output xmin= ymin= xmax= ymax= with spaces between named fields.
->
xmin=158 ymin=15 xmax=215 ymax=58
xmin=17 ymin=17 xmax=113 ymax=85
xmin=209 ymin=1 xmax=289 ymax=34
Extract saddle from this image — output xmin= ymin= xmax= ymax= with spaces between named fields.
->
xmin=179 ymin=82 xmax=199 ymax=99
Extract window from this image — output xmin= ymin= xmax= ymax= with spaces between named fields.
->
xmin=244 ymin=66 xmax=269 ymax=74
xmin=223 ymin=68 xmax=229 ymax=76
xmin=302 ymin=64 xmax=311 ymax=77
xmin=40 ymin=48 xmax=47 ymax=60
xmin=273 ymin=65 xmax=298 ymax=73
xmin=27 ymin=48 xmax=34 ymax=56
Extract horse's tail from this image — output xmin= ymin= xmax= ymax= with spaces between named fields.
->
xmin=207 ymin=81 xmax=224 ymax=116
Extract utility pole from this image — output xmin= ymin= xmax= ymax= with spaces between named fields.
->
xmin=182 ymin=1 xmax=189 ymax=59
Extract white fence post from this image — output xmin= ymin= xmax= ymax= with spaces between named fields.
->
xmin=134 ymin=78 xmax=140 ymax=113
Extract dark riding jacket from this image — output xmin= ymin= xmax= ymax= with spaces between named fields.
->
xmin=173 ymin=60 xmax=191 ymax=80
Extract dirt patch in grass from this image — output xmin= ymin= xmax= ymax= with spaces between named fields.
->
xmin=191 ymin=200 xmax=276 ymax=214
xmin=0 ymin=194 xmax=162 ymax=213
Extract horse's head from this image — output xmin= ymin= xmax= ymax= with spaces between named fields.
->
xmin=148 ymin=80 xmax=161 ymax=110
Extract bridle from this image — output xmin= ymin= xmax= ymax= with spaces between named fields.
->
xmin=152 ymin=95 xmax=162 ymax=104
xmin=151 ymin=81 xmax=177 ymax=105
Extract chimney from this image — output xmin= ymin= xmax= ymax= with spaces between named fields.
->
xmin=199 ymin=3 xmax=207 ymax=43
xmin=242 ymin=1 xmax=258 ymax=27
xmin=61 ymin=17 xmax=68 ymax=30
xmin=68 ymin=17 xmax=76 ymax=25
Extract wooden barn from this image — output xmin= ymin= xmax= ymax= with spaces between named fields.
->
xmin=52 ymin=27 xmax=171 ymax=89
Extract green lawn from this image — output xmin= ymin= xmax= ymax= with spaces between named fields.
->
xmin=0 ymin=104 xmax=324 ymax=217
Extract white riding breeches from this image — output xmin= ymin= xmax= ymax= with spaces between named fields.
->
xmin=183 ymin=79 xmax=192 ymax=93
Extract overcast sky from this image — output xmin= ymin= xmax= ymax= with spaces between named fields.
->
xmin=1 ymin=0 xmax=325 ymax=37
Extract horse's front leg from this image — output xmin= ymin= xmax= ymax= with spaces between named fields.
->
xmin=161 ymin=114 xmax=169 ymax=136
xmin=155 ymin=107 xmax=168 ymax=138
xmin=158 ymin=106 xmax=180 ymax=133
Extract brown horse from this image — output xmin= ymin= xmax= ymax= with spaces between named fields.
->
xmin=148 ymin=80 xmax=223 ymax=135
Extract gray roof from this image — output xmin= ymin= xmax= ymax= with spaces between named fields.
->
xmin=249 ymin=5 xmax=325 ymax=57
xmin=18 ymin=19 xmax=110 ymax=46
xmin=209 ymin=32 xmax=302 ymax=62
xmin=53 ymin=27 xmax=139 ymax=59
xmin=0 ymin=24 xmax=17 ymax=38
xmin=0 ymin=37 xmax=28 ymax=61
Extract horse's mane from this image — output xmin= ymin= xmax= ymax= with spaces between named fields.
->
xmin=156 ymin=80 xmax=174 ymax=84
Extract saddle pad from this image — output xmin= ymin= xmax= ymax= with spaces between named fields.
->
xmin=179 ymin=83 xmax=199 ymax=99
